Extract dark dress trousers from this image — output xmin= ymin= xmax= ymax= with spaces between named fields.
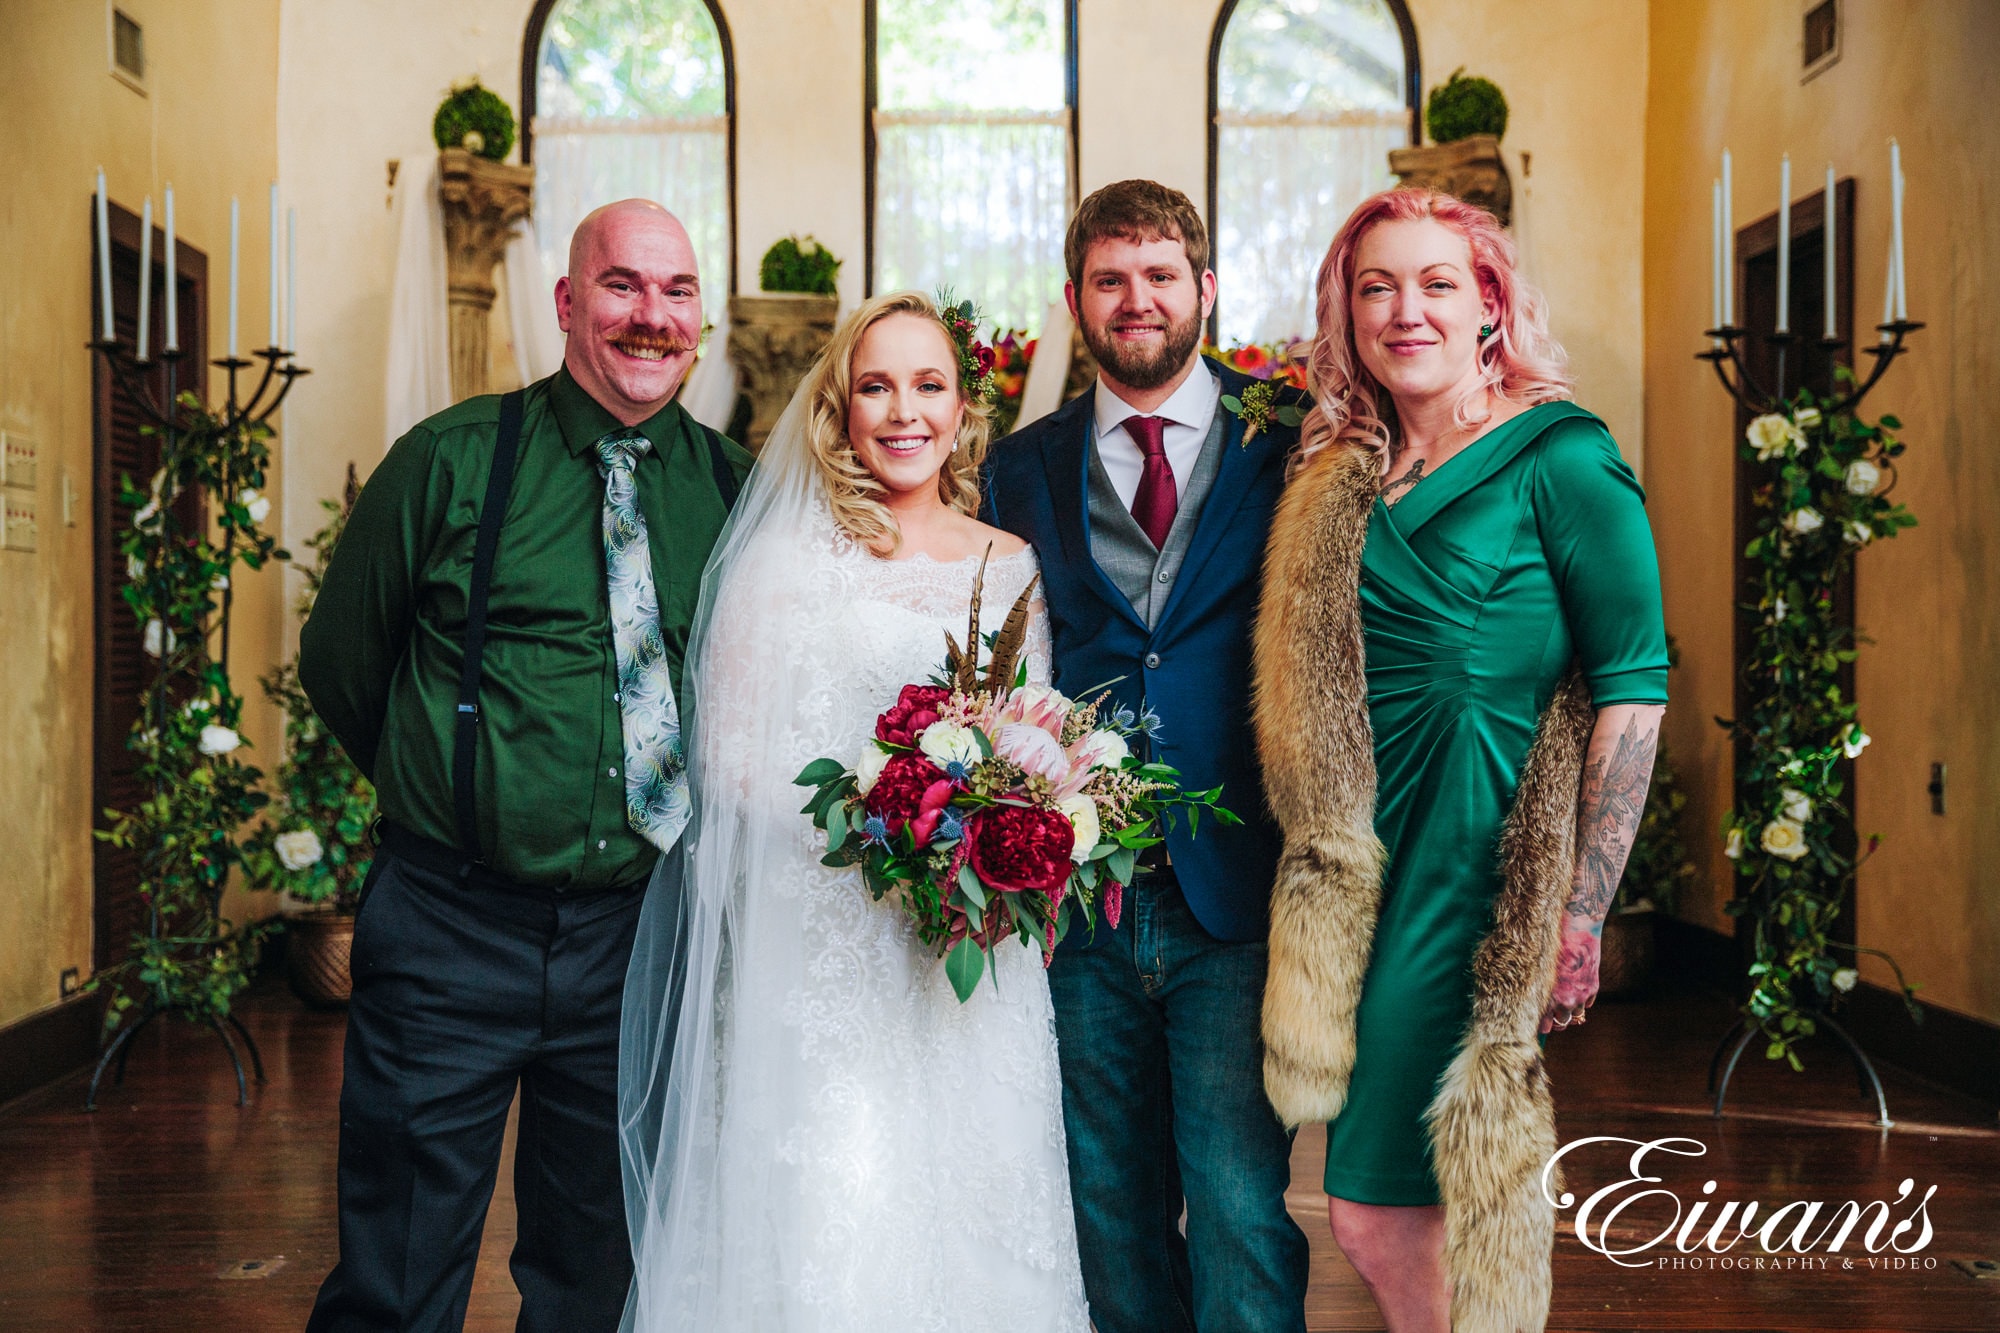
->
xmin=983 ymin=362 xmax=1311 ymax=1333
xmin=300 ymin=369 xmax=750 ymax=1332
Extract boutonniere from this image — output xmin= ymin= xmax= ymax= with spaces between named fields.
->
xmin=1220 ymin=381 xmax=1305 ymax=445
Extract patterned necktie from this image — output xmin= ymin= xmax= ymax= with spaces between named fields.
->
xmin=1126 ymin=415 xmax=1178 ymax=550
xmin=594 ymin=428 xmax=691 ymax=852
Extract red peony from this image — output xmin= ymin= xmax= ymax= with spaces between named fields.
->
xmin=965 ymin=805 xmax=1075 ymax=896
xmin=865 ymin=754 xmax=940 ymax=836
xmin=876 ymin=684 xmax=950 ymax=748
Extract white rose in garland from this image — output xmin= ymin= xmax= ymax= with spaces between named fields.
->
xmin=239 ymin=487 xmax=272 ymax=526
xmin=274 ymin=828 xmax=325 ymax=871
xmin=1843 ymin=458 xmax=1882 ymax=495
xmin=1746 ymin=413 xmax=1805 ymax=461
xmin=198 ymin=723 xmax=243 ymax=756
xmin=1792 ymin=405 xmax=1822 ymax=429
xmin=1781 ymin=506 xmax=1824 ymax=535
xmin=1723 ymin=826 xmax=1745 ymax=860
xmin=1840 ymin=723 xmax=1872 ymax=759
xmin=1759 ymin=817 xmax=1810 ymax=861
xmin=142 ymin=619 xmax=177 ymax=658
xmin=1843 ymin=520 xmax=1873 ymax=546
xmin=1780 ymin=787 xmax=1814 ymax=823
xmin=1831 ymin=967 xmax=1859 ymax=993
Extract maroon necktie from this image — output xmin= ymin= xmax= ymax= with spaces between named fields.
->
xmin=1126 ymin=415 xmax=1178 ymax=550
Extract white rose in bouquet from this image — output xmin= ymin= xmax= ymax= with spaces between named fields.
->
xmin=275 ymin=828 xmax=325 ymax=871
xmin=917 ymin=722 xmax=982 ymax=773
xmin=198 ymin=724 xmax=243 ymax=756
xmin=1069 ymin=727 xmax=1130 ymax=773
xmin=1843 ymin=459 xmax=1881 ymax=495
xmin=1746 ymin=413 xmax=1804 ymax=460
xmin=855 ymin=742 xmax=891 ymax=795
xmin=1057 ymin=793 xmax=1100 ymax=863
xmin=1780 ymin=786 xmax=1814 ymax=823
xmin=1781 ymin=506 xmax=1824 ymax=535
xmin=1759 ymin=817 xmax=1809 ymax=861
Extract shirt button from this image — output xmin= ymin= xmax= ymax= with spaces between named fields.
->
xmin=1156 ymin=568 xmax=1171 ymax=583
xmin=597 ymin=839 xmax=608 ymax=850
xmin=609 ymin=767 xmax=619 ymax=777
xmin=1144 ymin=652 xmax=1161 ymax=669
xmin=613 ymin=692 xmax=622 ymax=703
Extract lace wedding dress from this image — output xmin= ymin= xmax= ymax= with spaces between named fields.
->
xmin=619 ymin=474 xmax=1089 ymax=1331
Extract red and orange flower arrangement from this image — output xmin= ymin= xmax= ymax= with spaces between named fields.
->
xmin=795 ymin=562 xmax=1236 ymax=1001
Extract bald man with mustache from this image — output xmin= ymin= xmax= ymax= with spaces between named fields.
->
xmin=302 ymin=200 xmax=752 ymax=1332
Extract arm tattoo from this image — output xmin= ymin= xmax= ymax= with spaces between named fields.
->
xmin=1565 ymin=714 xmax=1659 ymax=925
xmin=1380 ymin=457 xmax=1427 ymax=503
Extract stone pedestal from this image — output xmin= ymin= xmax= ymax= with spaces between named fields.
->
xmin=1388 ymin=134 xmax=1512 ymax=227
xmin=438 ymin=148 xmax=534 ymax=402
xmin=727 ymin=293 xmax=839 ymax=452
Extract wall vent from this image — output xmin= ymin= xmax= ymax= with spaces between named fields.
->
xmin=1802 ymin=0 xmax=1841 ymax=82
xmin=110 ymin=7 xmax=146 ymax=92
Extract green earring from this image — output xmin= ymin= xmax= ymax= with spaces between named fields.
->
xmin=1480 ymin=323 xmax=1494 ymax=338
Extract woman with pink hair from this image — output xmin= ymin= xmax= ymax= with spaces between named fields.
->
xmin=1252 ymin=188 xmax=1668 ymax=1332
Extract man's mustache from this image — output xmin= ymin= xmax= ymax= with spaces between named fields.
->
xmin=610 ymin=330 xmax=699 ymax=357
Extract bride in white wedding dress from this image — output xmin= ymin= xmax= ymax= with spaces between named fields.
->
xmin=618 ymin=292 xmax=1089 ymax=1332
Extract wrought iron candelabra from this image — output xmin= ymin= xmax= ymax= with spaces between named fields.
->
xmin=83 ymin=333 xmax=308 ymax=1111
xmin=1694 ymin=316 xmax=1919 ymax=1130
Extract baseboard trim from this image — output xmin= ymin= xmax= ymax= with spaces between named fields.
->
xmin=0 ymin=993 xmax=105 ymax=1108
xmin=1653 ymin=915 xmax=1999 ymax=1110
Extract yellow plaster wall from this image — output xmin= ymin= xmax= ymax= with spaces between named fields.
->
xmin=1645 ymin=0 xmax=2000 ymax=1023
xmin=0 ymin=0 xmax=285 ymax=1029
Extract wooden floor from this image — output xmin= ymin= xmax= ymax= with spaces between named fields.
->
xmin=1 ymin=978 xmax=1995 ymax=1332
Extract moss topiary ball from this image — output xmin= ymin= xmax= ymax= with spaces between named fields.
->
xmin=1425 ymin=67 xmax=1508 ymax=145
xmin=433 ymin=80 xmax=516 ymax=162
xmin=758 ymin=235 xmax=842 ymax=296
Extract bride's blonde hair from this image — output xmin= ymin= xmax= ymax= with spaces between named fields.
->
xmin=801 ymin=291 xmax=993 ymax=554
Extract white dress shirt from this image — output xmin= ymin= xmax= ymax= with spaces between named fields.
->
xmin=1091 ymin=363 xmax=1223 ymax=513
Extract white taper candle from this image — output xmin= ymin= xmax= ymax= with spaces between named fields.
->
xmin=163 ymin=185 xmax=177 ymax=353
xmin=286 ymin=206 xmax=298 ymax=353
xmin=268 ymin=183 xmax=280 ymax=349
xmin=1776 ymin=155 xmax=1792 ymax=335
xmin=137 ymin=196 xmax=153 ymax=361
xmin=1823 ymin=165 xmax=1837 ymax=340
xmin=1890 ymin=138 xmax=1907 ymax=321
xmin=95 ymin=168 xmax=114 ymax=341
xmin=1711 ymin=178 xmax=1723 ymax=338
xmin=228 ymin=196 xmax=240 ymax=358
xmin=1721 ymin=150 xmax=1734 ymax=325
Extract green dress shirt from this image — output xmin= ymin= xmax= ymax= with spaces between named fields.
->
xmin=300 ymin=368 xmax=754 ymax=890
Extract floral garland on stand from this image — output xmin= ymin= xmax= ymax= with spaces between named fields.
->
xmin=1719 ymin=380 xmax=1921 ymax=1068
xmin=242 ymin=466 xmax=375 ymax=914
xmin=92 ymin=396 xmax=288 ymax=1033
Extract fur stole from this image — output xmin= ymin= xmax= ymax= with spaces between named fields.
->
xmin=1252 ymin=442 xmax=1595 ymax=1333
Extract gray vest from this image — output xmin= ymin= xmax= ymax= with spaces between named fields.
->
xmin=1085 ymin=405 xmax=1228 ymax=629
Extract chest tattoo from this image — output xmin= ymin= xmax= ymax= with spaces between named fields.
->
xmin=1381 ymin=457 xmax=1428 ymax=503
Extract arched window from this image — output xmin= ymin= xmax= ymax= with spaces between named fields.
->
xmin=524 ymin=0 xmax=736 ymax=297
xmin=1209 ymin=0 xmax=1418 ymax=344
xmin=867 ymin=0 xmax=1076 ymax=334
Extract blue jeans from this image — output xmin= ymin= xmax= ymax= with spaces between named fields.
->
xmin=1048 ymin=878 xmax=1309 ymax=1333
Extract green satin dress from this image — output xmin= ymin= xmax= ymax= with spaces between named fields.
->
xmin=1322 ymin=401 xmax=1669 ymax=1206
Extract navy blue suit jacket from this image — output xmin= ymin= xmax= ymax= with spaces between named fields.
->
xmin=982 ymin=364 xmax=1300 ymax=943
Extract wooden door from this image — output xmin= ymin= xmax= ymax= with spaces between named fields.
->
xmin=90 ymin=201 xmax=206 ymax=971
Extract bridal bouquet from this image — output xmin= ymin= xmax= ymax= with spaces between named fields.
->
xmin=794 ymin=565 xmax=1236 ymax=1001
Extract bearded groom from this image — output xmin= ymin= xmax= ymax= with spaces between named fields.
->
xmin=983 ymin=180 xmax=1310 ymax=1333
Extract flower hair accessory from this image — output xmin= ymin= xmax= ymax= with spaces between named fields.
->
xmin=937 ymin=290 xmax=999 ymax=409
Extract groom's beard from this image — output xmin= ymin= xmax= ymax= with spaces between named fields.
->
xmin=1080 ymin=305 xmax=1204 ymax=392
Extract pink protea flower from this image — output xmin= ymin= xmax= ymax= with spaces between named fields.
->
xmin=993 ymin=684 xmax=1070 ymax=739
xmin=995 ymin=722 xmax=1069 ymax=783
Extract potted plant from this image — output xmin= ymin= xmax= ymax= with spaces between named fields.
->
xmin=1389 ymin=68 xmax=1513 ymax=226
xmin=727 ymin=236 xmax=842 ymax=450
xmin=242 ymin=467 xmax=376 ymax=1007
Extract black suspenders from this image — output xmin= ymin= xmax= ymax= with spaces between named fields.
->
xmin=448 ymin=391 xmax=741 ymax=865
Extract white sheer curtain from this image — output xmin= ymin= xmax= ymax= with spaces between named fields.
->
xmin=1213 ymin=109 xmax=1408 ymax=345
xmin=532 ymin=116 xmax=731 ymax=306
xmin=383 ymin=154 xmax=452 ymax=451
xmin=872 ymin=109 xmax=1070 ymax=334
